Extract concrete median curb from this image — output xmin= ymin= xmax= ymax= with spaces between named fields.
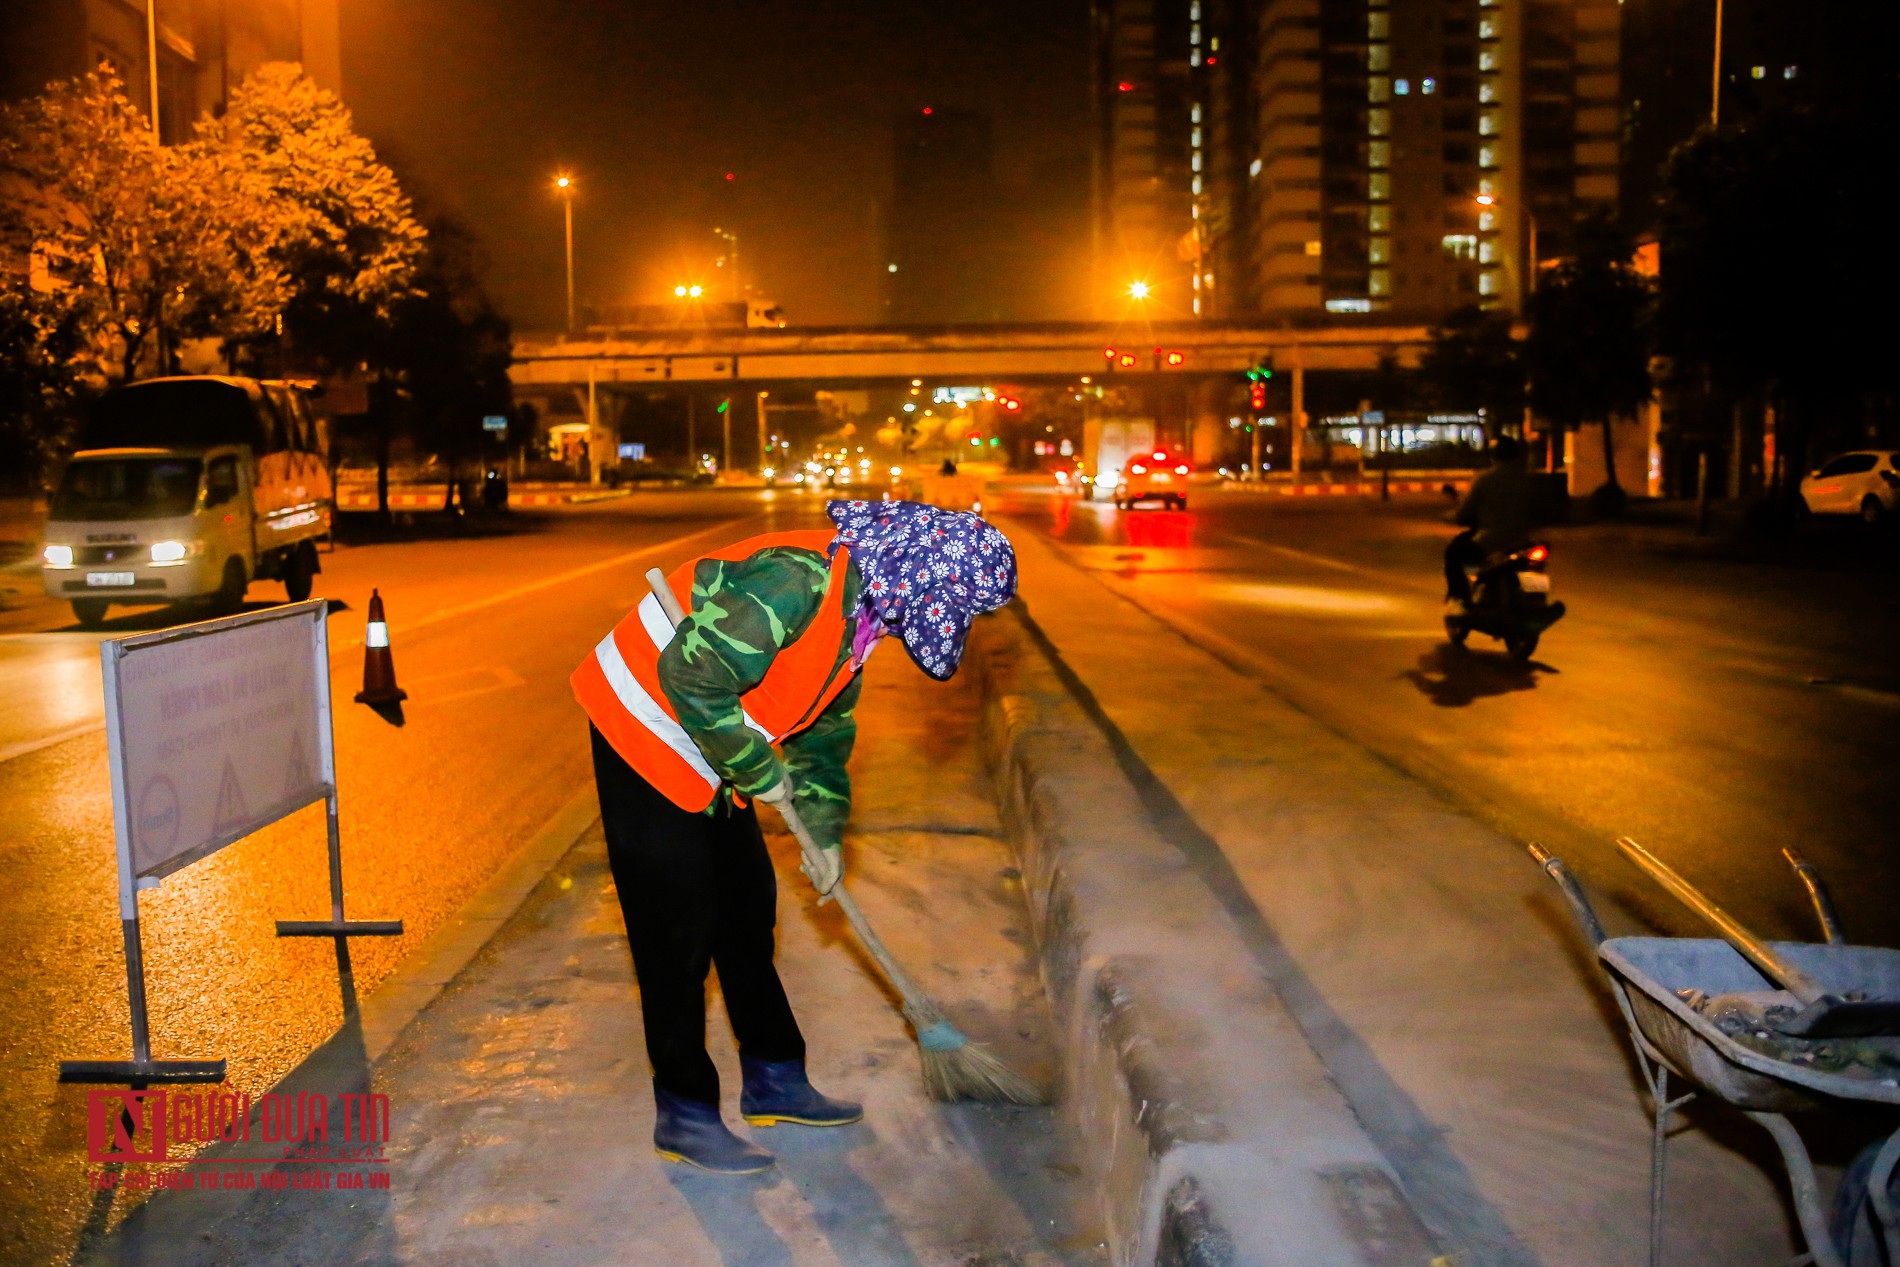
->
xmin=971 ymin=608 xmax=1446 ymax=1267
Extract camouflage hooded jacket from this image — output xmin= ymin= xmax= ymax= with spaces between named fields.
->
xmin=655 ymin=545 xmax=862 ymax=847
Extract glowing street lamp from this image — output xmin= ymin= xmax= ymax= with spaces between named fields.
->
xmin=1128 ymin=280 xmax=1151 ymax=300
xmin=673 ymin=284 xmax=705 ymax=299
xmin=554 ymin=174 xmax=576 ymax=331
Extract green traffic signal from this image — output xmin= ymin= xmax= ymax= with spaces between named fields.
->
xmin=716 ymin=400 xmax=730 ymax=414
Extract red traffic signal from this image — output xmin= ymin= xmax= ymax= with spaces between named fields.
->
xmin=1250 ymin=380 xmax=1267 ymax=410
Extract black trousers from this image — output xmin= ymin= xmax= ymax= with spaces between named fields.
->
xmin=1444 ymin=529 xmax=1484 ymax=603
xmin=590 ymin=725 xmax=805 ymax=1103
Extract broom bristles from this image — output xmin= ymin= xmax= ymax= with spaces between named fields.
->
xmin=904 ymin=998 xmax=1045 ymax=1105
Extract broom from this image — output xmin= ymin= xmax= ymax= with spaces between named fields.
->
xmin=645 ymin=568 xmax=1042 ymax=1105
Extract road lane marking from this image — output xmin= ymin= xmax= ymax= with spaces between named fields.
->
xmin=0 ymin=515 xmax=764 ymax=767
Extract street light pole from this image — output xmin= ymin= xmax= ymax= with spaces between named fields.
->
xmin=1711 ymin=0 xmax=1725 ymax=127
xmin=555 ymin=175 xmax=576 ymax=332
xmin=144 ymin=0 xmax=161 ymax=139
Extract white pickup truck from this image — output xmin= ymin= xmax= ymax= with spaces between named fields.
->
xmin=40 ymin=376 xmax=334 ymax=627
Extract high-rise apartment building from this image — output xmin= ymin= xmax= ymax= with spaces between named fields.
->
xmin=4 ymin=0 xmax=342 ymax=141
xmin=1092 ymin=0 xmax=1621 ymax=321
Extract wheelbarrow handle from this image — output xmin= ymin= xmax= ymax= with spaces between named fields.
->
xmin=1526 ymin=843 xmax=1607 ymax=947
xmin=1617 ymin=837 xmax=1830 ymax=1006
xmin=1782 ymin=848 xmax=1845 ymax=946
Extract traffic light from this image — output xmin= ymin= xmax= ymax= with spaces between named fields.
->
xmin=1249 ymin=380 xmax=1267 ymax=411
xmin=1164 ymin=350 xmax=1186 ymax=367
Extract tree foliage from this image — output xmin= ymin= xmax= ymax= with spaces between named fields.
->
xmin=214 ymin=63 xmax=425 ymax=367
xmin=0 ymin=71 xmax=294 ymax=381
xmin=1524 ymin=213 xmax=1655 ymax=496
xmin=1421 ymin=305 xmax=1524 ymax=435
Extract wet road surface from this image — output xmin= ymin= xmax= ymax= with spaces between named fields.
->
xmin=992 ymin=481 xmax=1900 ymax=948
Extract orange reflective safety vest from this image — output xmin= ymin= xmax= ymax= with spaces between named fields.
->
xmin=570 ymin=530 xmax=858 ymax=812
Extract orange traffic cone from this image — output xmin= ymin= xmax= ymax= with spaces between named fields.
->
xmin=354 ymin=589 xmax=408 ymax=705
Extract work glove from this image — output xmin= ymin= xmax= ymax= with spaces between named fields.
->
xmin=755 ymin=779 xmax=844 ymax=897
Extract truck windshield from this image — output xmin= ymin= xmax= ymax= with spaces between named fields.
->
xmin=51 ymin=458 xmax=204 ymax=521
xmin=80 ymin=380 xmax=265 ymax=451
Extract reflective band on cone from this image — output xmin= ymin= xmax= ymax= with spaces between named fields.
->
xmin=354 ymin=588 xmax=408 ymax=705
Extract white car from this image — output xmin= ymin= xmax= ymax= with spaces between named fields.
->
xmin=1799 ymin=451 xmax=1899 ymax=525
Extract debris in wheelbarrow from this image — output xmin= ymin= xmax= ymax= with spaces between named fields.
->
xmin=1673 ymin=989 xmax=1900 ymax=1081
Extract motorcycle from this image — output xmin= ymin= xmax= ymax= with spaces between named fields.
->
xmin=1445 ymin=540 xmax=1566 ymax=661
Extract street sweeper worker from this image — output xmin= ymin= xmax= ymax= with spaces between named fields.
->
xmin=571 ymin=499 xmax=1018 ymax=1175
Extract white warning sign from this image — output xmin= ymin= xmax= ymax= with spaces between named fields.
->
xmin=105 ymin=602 xmax=332 ymax=879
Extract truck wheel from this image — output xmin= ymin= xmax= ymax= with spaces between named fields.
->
xmin=283 ymin=543 xmax=317 ymax=602
xmin=213 ymin=557 xmax=248 ymax=614
xmin=71 ymin=599 xmax=110 ymax=627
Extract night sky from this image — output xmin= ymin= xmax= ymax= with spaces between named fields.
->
xmin=338 ymin=0 xmax=1092 ymax=331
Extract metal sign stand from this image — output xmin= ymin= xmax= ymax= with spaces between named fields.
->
xmin=59 ymin=603 xmax=401 ymax=1085
xmin=275 ymin=614 xmax=402 ymax=940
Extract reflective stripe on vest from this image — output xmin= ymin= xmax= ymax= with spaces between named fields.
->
xmin=572 ymin=531 xmax=854 ymax=812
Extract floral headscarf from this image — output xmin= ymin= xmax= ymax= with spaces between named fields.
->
xmin=826 ymin=500 xmax=1017 ymax=680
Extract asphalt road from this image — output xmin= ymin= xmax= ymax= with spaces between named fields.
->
xmin=0 ymin=491 xmax=854 ymax=1265
xmin=990 ymin=481 xmax=1900 ymax=950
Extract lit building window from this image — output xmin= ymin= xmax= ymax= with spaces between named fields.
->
xmin=1191 ymin=50 xmax=1200 ymax=67
xmin=1249 ymin=157 xmax=1262 ymax=177
xmin=1192 ymin=272 xmax=1201 ymax=290
xmin=1191 ymin=23 xmax=1201 ymax=45
xmin=1190 ymin=0 xmax=1200 ymax=17
xmin=1478 ymin=210 xmax=1498 ymax=231
xmin=1368 ymin=141 xmax=1390 ymax=168
xmin=1305 ymin=239 xmax=1323 ymax=256
xmin=1479 ymin=17 xmax=1498 ymax=38
xmin=1478 ymin=238 xmax=1498 ymax=263
xmin=1422 ymin=78 xmax=1436 ymax=94
xmin=1210 ymin=36 xmax=1219 ymax=50
xmin=1478 ymin=144 xmax=1498 ymax=169
xmin=1479 ymin=270 xmax=1499 ymax=295
xmin=1368 ymin=108 xmax=1391 ymax=136
xmin=1369 ymin=77 xmax=1391 ymax=102
xmin=1191 ymin=152 xmax=1202 ymax=172
xmin=1192 ymin=174 xmax=1203 ymax=194
xmin=1192 ymin=103 xmax=1203 ymax=123
xmin=1479 ymin=50 xmax=1498 ymax=71
xmin=1479 ymin=81 xmax=1498 ymax=103
xmin=1326 ymin=298 xmax=1373 ymax=313
xmin=1479 ymin=112 xmax=1499 ymax=135
xmin=1369 ymin=171 xmax=1390 ymax=200
xmin=1478 ymin=176 xmax=1496 ymax=196
xmin=1394 ymin=77 xmax=1410 ymax=95
xmin=1750 ymin=65 xmax=1766 ymax=79
xmin=1369 ymin=205 xmax=1392 ymax=231
xmin=1193 ymin=296 xmax=1202 ymax=315
xmin=1192 ymin=127 xmax=1202 ymax=147
xmin=1369 ymin=237 xmax=1391 ymax=264
xmin=1369 ymin=45 xmax=1390 ymax=71
xmin=1369 ymin=12 xmax=1389 ymax=38
xmin=1441 ymin=234 xmax=1477 ymax=259
xmin=1783 ymin=65 xmax=1798 ymax=79
xmin=1369 ymin=269 xmax=1391 ymax=296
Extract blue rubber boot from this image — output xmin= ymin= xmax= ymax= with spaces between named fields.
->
xmin=652 ymin=1085 xmax=774 ymax=1174
xmin=740 ymin=1056 xmax=863 ymax=1128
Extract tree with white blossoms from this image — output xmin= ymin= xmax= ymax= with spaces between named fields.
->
xmin=213 ymin=62 xmax=426 ymax=369
xmin=0 ymin=71 xmax=297 ymax=382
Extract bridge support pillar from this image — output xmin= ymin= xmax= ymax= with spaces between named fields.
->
xmin=1190 ymin=378 xmax=1225 ymax=468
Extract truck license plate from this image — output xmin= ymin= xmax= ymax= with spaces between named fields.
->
xmin=86 ymin=572 xmax=135 ymax=587
xmin=1519 ymin=572 xmax=1550 ymax=593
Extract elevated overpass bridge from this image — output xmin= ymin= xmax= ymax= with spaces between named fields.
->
xmin=508 ymin=321 xmax=1436 ymax=391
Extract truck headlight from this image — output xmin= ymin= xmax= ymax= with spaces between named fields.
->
xmin=149 ymin=540 xmax=195 ymax=564
xmin=43 ymin=544 xmax=73 ymax=568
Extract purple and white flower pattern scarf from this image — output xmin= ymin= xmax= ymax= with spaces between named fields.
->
xmin=826 ymin=499 xmax=1018 ymax=680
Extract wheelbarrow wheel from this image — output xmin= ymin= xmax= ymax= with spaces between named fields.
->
xmin=1832 ymin=1132 xmax=1900 ymax=1267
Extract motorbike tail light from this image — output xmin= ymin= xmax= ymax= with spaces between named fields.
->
xmin=1526 ymin=545 xmax=1548 ymax=563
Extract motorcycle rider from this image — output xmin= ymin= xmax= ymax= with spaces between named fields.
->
xmin=1445 ymin=435 xmax=1535 ymax=609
